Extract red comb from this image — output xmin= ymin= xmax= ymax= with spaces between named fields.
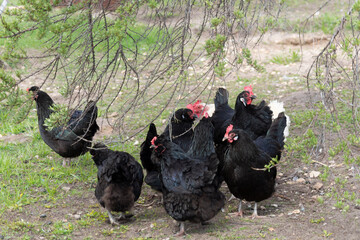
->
xmin=244 ymin=85 xmax=254 ymax=96
xmin=224 ymin=124 xmax=233 ymax=139
xmin=26 ymin=88 xmax=29 ymax=92
xmin=151 ymin=136 xmax=157 ymax=146
xmin=186 ymin=100 xmax=201 ymax=110
xmin=187 ymin=100 xmax=209 ymax=117
xmin=186 ymin=103 xmax=194 ymax=111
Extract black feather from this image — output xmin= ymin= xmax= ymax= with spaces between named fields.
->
xmin=28 ymin=86 xmax=99 ymax=159
xmin=90 ymin=143 xmax=144 ymax=213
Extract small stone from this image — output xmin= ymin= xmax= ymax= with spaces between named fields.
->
xmin=296 ymin=178 xmax=306 ymax=184
xmin=109 ymin=112 xmax=119 ymax=118
xmin=271 ymin=204 xmax=278 ymax=208
xmin=292 ymin=209 xmax=301 ymax=214
xmin=309 ymin=171 xmax=321 ymax=178
xmin=40 ymin=214 xmax=47 ymax=218
xmin=313 ymin=182 xmax=324 ymax=190
xmin=62 ymin=187 xmax=71 ymax=192
xmin=260 ymin=206 xmax=266 ymax=210
xmin=311 ymin=195 xmax=319 ymax=199
xmin=299 ymin=203 xmax=305 ymax=212
xmin=73 ymin=214 xmax=81 ymax=220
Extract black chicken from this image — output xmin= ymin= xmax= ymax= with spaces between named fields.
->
xmin=27 ymin=86 xmax=99 ymax=166
xmin=231 ymin=87 xmax=273 ymax=140
xmin=222 ymin=112 xmax=287 ymax=218
xmin=162 ymin=108 xmax=197 ymax=151
xmin=90 ymin=143 xmax=144 ymax=225
xmin=151 ymin=116 xmax=225 ymax=236
xmin=140 ymin=108 xmax=197 ymax=193
xmin=211 ymin=87 xmax=235 ymax=145
xmin=139 ymin=123 xmax=162 ymax=192
xmin=212 ymin=86 xmax=273 ymax=143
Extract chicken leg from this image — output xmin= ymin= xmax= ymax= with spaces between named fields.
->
xmin=229 ymin=200 xmax=244 ymax=217
xmin=117 ymin=212 xmax=126 ymax=220
xmin=62 ymin=158 xmax=70 ymax=167
xmin=174 ymin=221 xmax=185 ymax=236
xmin=251 ymin=202 xmax=264 ymax=219
xmin=107 ymin=210 xmax=119 ymax=225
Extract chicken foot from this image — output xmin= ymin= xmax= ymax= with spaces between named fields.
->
xmin=174 ymin=221 xmax=185 ymax=237
xmin=229 ymin=200 xmax=244 ymax=217
xmin=62 ymin=158 xmax=70 ymax=167
xmin=107 ymin=210 xmax=120 ymax=225
xmin=251 ymin=202 xmax=265 ymax=219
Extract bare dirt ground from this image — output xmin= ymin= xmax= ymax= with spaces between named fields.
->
xmin=2 ymin=2 xmax=360 ymax=240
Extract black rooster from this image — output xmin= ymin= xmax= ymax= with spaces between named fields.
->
xmin=90 ymin=143 xmax=144 ymax=225
xmin=27 ymin=86 xmax=99 ymax=166
xmin=151 ymin=117 xmax=225 ymax=236
xmin=140 ymin=108 xmax=197 ymax=193
xmin=222 ymin=112 xmax=287 ymax=218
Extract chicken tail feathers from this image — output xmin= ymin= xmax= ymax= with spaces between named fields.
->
xmin=267 ymin=112 xmax=287 ymax=149
xmin=214 ymin=88 xmax=229 ymax=108
xmin=69 ymin=101 xmax=99 ymax=138
xmin=269 ymin=100 xmax=290 ymax=139
xmin=140 ymin=123 xmax=158 ymax=171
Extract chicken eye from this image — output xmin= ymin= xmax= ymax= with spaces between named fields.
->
xmin=229 ymin=133 xmax=238 ymax=141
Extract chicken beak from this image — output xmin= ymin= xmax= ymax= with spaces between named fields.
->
xmin=222 ymin=136 xmax=228 ymax=141
xmin=251 ymin=95 xmax=257 ymax=100
xmin=240 ymin=97 xmax=247 ymax=106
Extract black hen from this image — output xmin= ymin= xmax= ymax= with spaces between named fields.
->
xmin=162 ymin=108 xmax=197 ymax=151
xmin=139 ymin=123 xmax=162 ymax=192
xmin=231 ymin=89 xmax=273 ymax=140
xmin=222 ymin=112 xmax=287 ymax=218
xmin=211 ymin=88 xmax=235 ymax=179
xmin=140 ymin=108 xmax=197 ymax=193
xmin=212 ymin=86 xmax=273 ymax=143
xmin=90 ymin=143 xmax=144 ymax=225
xmin=151 ymin=117 xmax=225 ymax=236
xmin=211 ymin=88 xmax=234 ymax=144
xmin=27 ymin=86 xmax=99 ymax=166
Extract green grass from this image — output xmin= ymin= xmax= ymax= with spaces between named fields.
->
xmin=313 ymin=12 xmax=342 ymax=34
xmin=271 ymin=50 xmax=300 ymax=65
xmin=0 ymin=106 xmax=97 ymax=215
